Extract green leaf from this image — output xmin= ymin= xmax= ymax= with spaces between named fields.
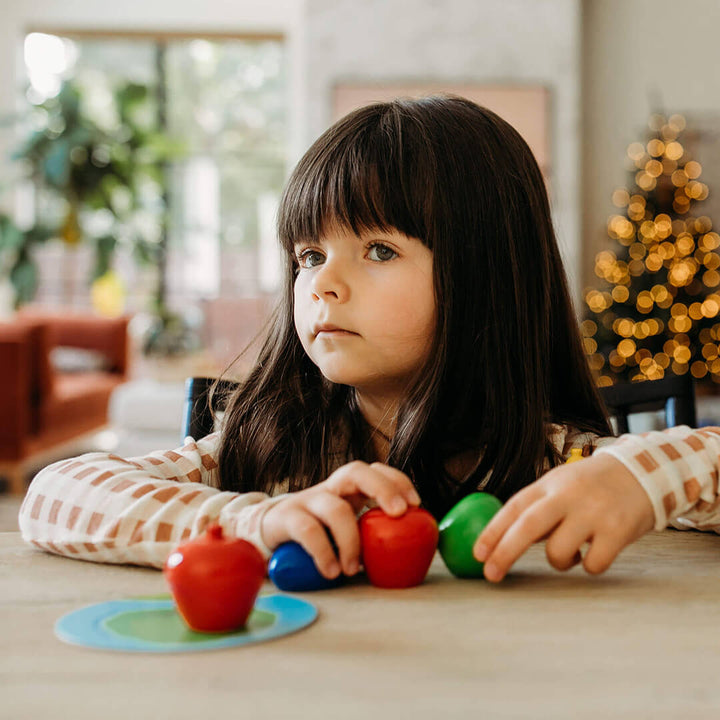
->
xmin=43 ymin=138 xmax=72 ymax=187
xmin=10 ymin=255 xmax=38 ymax=307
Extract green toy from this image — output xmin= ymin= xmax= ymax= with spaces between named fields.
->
xmin=438 ymin=492 xmax=503 ymax=578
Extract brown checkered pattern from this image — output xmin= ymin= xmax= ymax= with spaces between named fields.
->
xmin=18 ymin=432 xmax=288 ymax=568
xmin=18 ymin=423 xmax=720 ymax=568
xmin=595 ymin=425 xmax=720 ymax=532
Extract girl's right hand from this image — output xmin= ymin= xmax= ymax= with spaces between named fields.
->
xmin=260 ymin=460 xmax=421 ymax=580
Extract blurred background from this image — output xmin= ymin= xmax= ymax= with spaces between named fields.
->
xmin=2 ymin=0 xmax=720 ymax=500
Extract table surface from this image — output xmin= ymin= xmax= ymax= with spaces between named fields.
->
xmin=2 ymin=529 xmax=720 ymax=719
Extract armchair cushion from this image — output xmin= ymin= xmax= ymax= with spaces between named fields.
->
xmin=0 ymin=309 xmax=129 ymax=468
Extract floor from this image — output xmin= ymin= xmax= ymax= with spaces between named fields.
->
xmin=0 ymin=496 xmax=22 ymax=532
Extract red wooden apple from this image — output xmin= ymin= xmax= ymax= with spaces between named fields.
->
xmin=163 ymin=524 xmax=267 ymax=633
xmin=359 ymin=507 xmax=439 ymax=588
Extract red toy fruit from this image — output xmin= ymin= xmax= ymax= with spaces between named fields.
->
xmin=359 ymin=507 xmax=439 ymax=588
xmin=163 ymin=524 xmax=267 ymax=633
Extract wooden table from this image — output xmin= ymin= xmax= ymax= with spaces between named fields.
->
xmin=2 ymin=529 xmax=720 ymax=719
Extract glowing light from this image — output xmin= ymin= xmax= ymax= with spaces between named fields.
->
xmin=696 ymin=217 xmax=713 ymax=233
xmin=612 ymin=189 xmax=630 ymax=207
xmin=658 ymin=242 xmax=676 ymax=260
xmin=689 ymin=302 xmax=704 ymax=320
xmin=685 ymin=161 xmax=702 ymax=179
xmin=705 ymin=232 xmax=720 ymax=250
xmin=671 ymin=169 xmax=689 ymax=186
xmin=691 ymin=361 xmax=708 ymax=379
xmin=647 ymin=139 xmax=665 ymax=157
xmin=627 ymin=142 xmax=646 ymax=161
xmin=669 ymin=114 xmax=686 ymax=131
xmin=665 ymin=141 xmax=684 ymax=160
xmin=673 ymin=345 xmax=692 ymax=363
xmin=636 ymin=172 xmax=656 ymax=191
xmin=645 ymin=159 xmax=663 ymax=177
xmin=655 ymin=214 xmax=673 ymax=238
xmin=612 ymin=285 xmax=630 ymax=303
xmin=24 ymin=33 xmax=78 ymax=102
xmin=673 ymin=199 xmax=690 ymax=215
xmin=628 ymin=259 xmax=646 ymax=276
xmin=618 ymin=339 xmax=636 ymax=358
xmin=583 ymin=337 xmax=598 ymax=354
xmin=703 ymin=253 xmax=720 ymax=270
xmin=614 ymin=318 xmax=635 ymax=337
xmin=700 ymin=297 xmax=720 ymax=318
xmin=636 ymin=291 xmax=654 ymax=313
xmin=676 ymin=233 xmax=695 ymax=256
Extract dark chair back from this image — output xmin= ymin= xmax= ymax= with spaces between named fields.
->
xmin=598 ymin=373 xmax=696 ymax=434
xmin=181 ymin=377 xmax=238 ymax=440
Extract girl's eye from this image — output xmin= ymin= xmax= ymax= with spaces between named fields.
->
xmin=297 ymin=250 xmax=325 ymax=268
xmin=367 ymin=244 xmax=397 ymax=262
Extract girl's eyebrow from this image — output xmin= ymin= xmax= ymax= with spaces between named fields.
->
xmin=293 ymin=237 xmax=324 ymax=249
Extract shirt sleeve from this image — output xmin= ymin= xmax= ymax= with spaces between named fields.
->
xmin=18 ymin=433 xmax=288 ymax=568
xmin=592 ymin=425 xmax=720 ymax=533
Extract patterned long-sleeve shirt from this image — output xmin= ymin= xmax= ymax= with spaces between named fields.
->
xmin=18 ymin=424 xmax=720 ymax=568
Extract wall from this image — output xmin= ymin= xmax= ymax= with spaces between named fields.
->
xmin=582 ymin=0 xmax=720 ymax=290
xmin=305 ymin=0 xmax=584 ymax=300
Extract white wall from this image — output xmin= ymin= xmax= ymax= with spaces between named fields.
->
xmin=305 ymin=0 xmax=584 ymax=300
xmin=582 ymin=0 xmax=720 ymax=288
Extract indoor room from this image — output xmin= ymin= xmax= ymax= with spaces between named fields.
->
xmin=3 ymin=1 xmax=720 ymax=716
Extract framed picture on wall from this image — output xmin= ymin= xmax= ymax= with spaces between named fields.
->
xmin=332 ymin=83 xmax=550 ymax=180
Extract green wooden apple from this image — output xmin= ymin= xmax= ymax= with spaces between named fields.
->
xmin=438 ymin=492 xmax=503 ymax=578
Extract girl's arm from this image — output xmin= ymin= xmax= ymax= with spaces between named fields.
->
xmin=593 ymin=425 xmax=720 ymax=532
xmin=18 ymin=433 xmax=287 ymax=569
xmin=474 ymin=425 xmax=720 ymax=581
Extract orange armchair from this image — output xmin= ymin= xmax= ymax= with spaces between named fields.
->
xmin=0 ymin=310 xmax=129 ymax=495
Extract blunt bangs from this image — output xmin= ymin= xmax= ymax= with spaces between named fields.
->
xmin=277 ymin=102 xmax=434 ymax=255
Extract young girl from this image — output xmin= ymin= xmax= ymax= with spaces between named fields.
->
xmin=19 ymin=96 xmax=720 ymax=583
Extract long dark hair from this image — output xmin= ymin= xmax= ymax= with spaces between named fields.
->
xmin=217 ymin=95 xmax=612 ymax=517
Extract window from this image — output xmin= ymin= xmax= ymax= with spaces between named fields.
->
xmin=22 ymin=31 xmax=287 ymax=312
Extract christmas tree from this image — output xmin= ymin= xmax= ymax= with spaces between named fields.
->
xmin=583 ymin=112 xmax=720 ymax=387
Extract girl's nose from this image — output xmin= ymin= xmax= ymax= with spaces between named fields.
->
xmin=310 ymin=260 xmax=350 ymax=302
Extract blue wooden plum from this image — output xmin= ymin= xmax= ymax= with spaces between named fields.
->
xmin=268 ymin=541 xmax=345 ymax=592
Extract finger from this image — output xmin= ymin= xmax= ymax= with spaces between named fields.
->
xmin=369 ymin=463 xmax=422 ymax=506
xmin=303 ymin=493 xmax=361 ymax=576
xmin=285 ymin=508 xmax=342 ymax=579
xmin=482 ymin=500 xmax=566 ymax=582
xmin=581 ymin=534 xmax=624 ymax=576
xmin=325 ymin=461 xmax=416 ymax=516
xmin=544 ymin=519 xmax=592 ymax=572
xmin=473 ymin=484 xmax=545 ymax=562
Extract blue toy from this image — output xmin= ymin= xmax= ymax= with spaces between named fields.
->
xmin=268 ymin=541 xmax=345 ymax=592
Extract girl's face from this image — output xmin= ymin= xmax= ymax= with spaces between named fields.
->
xmin=293 ymin=225 xmax=435 ymax=399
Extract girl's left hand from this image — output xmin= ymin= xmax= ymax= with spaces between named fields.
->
xmin=472 ymin=453 xmax=656 ymax=582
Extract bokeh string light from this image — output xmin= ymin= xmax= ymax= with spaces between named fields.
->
xmin=584 ymin=113 xmax=720 ymax=386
